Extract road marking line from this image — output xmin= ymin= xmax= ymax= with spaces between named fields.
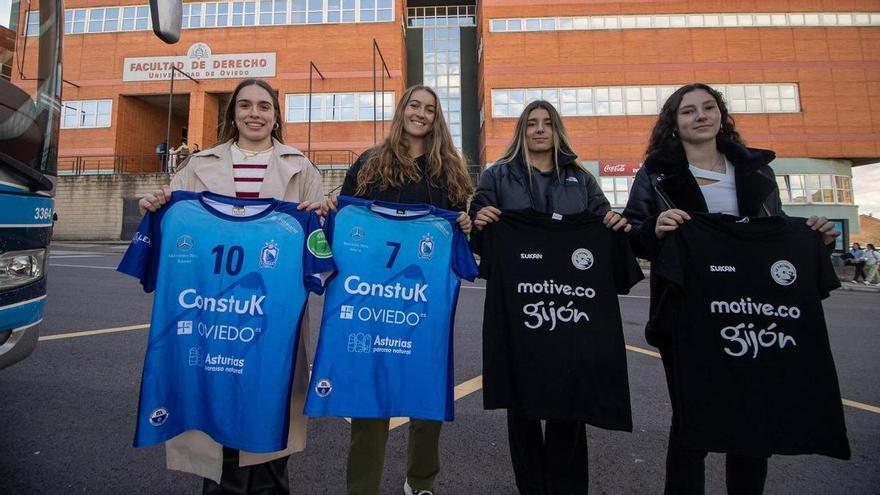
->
xmin=39 ymin=324 xmax=148 ymax=341
xmin=49 ymin=263 xmax=117 ymax=270
xmin=38 ymin=324 xmax=880 ymax=417
xmin=842 ymin=399 xmax=880 ymax=414
xmin=626 ymin=344 xmax=662 ymax=358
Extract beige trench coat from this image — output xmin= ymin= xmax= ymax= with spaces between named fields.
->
xmin=164 ymin=139 xmax=324 ymax=482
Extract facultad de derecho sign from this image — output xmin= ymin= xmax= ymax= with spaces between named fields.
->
xmin=123 ymin=43 xmax=275 ymax=82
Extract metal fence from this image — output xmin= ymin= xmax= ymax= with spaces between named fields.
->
xmin=57 ymin=154 xmax=164 ymax=175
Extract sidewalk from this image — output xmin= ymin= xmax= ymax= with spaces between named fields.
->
xmin=838 ymin=280 xmax=880 ymax=293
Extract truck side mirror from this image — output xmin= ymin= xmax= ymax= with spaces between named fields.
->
xmin=149 ymin=0 xmax=183 ymax=44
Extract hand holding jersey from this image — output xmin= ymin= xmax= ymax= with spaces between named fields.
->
xmin=305 ymin=196 xmax=478 ymax=420
xmin=118 ymin=191 xmax=335 ymax=454
xmin=653 ymin=213 xmax=850 ymax=459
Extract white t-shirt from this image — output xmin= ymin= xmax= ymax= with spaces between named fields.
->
xmin=690 ymin=155 xmax=739 ymax=215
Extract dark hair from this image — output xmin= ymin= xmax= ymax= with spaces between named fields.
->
xmin=645 ymin=83 xmax=743 ymax=157
xmin=853 ymin=242 xmax=862 ymax=249
xmin=218 ymin=78 xmax=283 ymax=146
xmin=868 ymin=243 xmax=876 ymax=250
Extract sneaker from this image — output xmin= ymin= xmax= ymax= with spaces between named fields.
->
xmin=404 ymin=480 xmax=434 ymax=495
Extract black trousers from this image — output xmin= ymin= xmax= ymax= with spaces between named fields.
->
xmin=202 ymin=447 xmax=290 ymax=495
xmin=506 ymin=410 xmax=589 ymax=495
xmin=659 ymin=346 xmax=768 ymax=495
xmin=853 ymin=261 xmax=867 ymax=281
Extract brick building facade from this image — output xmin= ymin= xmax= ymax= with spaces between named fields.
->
xmin=9 ymin=0 xmax=880 ymax=243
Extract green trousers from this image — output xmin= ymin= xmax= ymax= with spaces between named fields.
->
xmin=346 ymin=418 xmax=442 ymax=495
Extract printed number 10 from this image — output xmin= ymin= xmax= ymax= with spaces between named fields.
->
xmin=212 ymin=245 xmax=244 ymax=275
xmin=386 ymin=241 xmax=401 ymax=268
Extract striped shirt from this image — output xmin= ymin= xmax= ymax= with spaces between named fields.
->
xmin=231 ymin=144 xmax=272 ymax=198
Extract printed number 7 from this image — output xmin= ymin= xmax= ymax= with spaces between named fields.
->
xmin=386 ymin=241 xmax=401 ymax=268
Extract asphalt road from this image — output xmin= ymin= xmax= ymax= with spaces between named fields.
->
xmin=0 ymin=244 xmax=877 ymax=494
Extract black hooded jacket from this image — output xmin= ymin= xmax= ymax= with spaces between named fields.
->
xmin=621 ymin=138 xmax=784 ymax=346
xmin=468 ymin=149 xmax=611 ymax=254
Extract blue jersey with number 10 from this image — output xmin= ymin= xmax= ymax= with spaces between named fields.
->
xmin=305 ymin=196 xmax=478 ymax=421
xmin=117 ymin=191 xmax=334 ymax=453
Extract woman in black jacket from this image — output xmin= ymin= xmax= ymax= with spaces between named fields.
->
xmin=470 ymin=100 xmax=628 ymax=495
xmin=622 ymin=83 xmax=838 ymax=495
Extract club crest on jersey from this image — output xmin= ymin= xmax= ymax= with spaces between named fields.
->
xmin=176 ymin=235 xmax=194 ymax=252
xmin=260 ymin=241 xmax=279 ymax=268
xmin=770 ymin=260 xmax=797 ymax=286
xmin=350 ymin=226 xmax=365 ymax=240
xmin=315 ymin=378 xmax=333 ymax=397
xmin=418 ymin=234 xmax=434 ymax=260
xmin=149 ymin=407 xmax=169 ymax=426
xmin=571 ymin=248 xmax=594 ymax=270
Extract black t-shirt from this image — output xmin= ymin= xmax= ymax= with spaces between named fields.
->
xmin=654 ymin=213 xmax=850 ymax=459
xmin=479 ymin=209 xmax=643 ymax=429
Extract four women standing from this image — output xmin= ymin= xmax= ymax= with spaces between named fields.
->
xmin=138 ymin=78 xmax=848 ymax=494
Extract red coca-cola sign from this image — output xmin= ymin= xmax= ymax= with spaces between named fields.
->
xmin=599 ymin=160 xmax=642 ymax=176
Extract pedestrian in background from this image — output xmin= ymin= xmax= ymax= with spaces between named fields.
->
xmin=851 ymin=243 xmax=867 ymax=283
xmin=863 ymin=243 xmax=880 ymax=286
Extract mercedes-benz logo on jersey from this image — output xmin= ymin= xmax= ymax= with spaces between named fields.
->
xmin=418 ymin=234 xmax=434 ymax=260
xmin=149 ymin=407 xmax=169 ymax=427
xmin=260 ymin=240 xmax=279 ymax=268
xmin=571 ymin=248 xmax=594 ymax=270
xmin=771 ymin=260 xmax=797 ymax=286
xmin=176 ymin=235 xmax=194 ymax=252
xmin=315 ymin=379 xmax=333 ymax=397
xmin=350 ymin=226 xmax=365 ymax=240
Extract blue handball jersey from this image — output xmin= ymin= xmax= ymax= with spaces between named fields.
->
xmin=117 ymin=191 xmax=334 ymax=453
xmin=304 ymin=196 xmax=478 ymax=421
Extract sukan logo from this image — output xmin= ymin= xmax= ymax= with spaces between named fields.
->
xmin=770 ymin=260 xmax=797 ymax=286
xmin=571 ymin=248 xmax=594 ymax=270
xmin=520 ymin=253 xmax=543 ymax=259
xmin=149 ymin=407 xmax=169 ymax=427
xmin=315 ymin=378 xmax=332 ymax=397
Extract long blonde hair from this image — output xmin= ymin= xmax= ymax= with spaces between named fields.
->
xmin=355 ymin=85 xmax=473 ymax=206
xmin=495 ymin=100 xmax=577 ymax=180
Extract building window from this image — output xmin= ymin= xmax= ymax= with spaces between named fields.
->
xmin=231 ymin=1 xmax=257 ymax=26
xmin=65 ymin=9 xmax=87 ymax=34
xmin=776 ymin=174 xmax=854 ymax=205
xmin=601 ymin=177 xmax=633 ymax=207
xmin=25 ymin=11 xmax=40 ymax=37
xmin=258 ymin=0 xmax=287 ymax=24
xmin=293 ymin=0 xmax=323 ymax=24
xmin=328 ymin=0 xmax=356 ymax=23
xmin=205 ymin=2 xmax=230 ymax=27
xmin=489 ymin=11 xmax=880 ymax=32
xmin=183 ymin=3 xmax=203 ymax=28
xmin=121 ymin=6 xmax=150 ymax=31
xmin=491 ymin=84 xmax=800 ymax=118
xmin=61 ymin=100 xmax=113 ymax=129
xmin=285 ymin=92 xmax=393 ymax=122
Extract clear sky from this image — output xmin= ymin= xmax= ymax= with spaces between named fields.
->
xmin=853 ymin=162 xmax=880 ymax=217
xmin=0 ymin=0 xmax=10 ymax=29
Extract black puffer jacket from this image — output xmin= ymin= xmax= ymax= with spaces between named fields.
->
xmin=469 ymin=150 xmax=611 ymax=254
xmin=621 ymin=138 xmax=784 ymax=346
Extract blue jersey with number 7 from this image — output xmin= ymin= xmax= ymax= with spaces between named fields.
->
xmin=305 ymin=195 xmax=478 ymax=420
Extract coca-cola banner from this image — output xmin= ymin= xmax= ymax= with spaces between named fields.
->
xmin=599 ymin=161 xmax=642 ymax=176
